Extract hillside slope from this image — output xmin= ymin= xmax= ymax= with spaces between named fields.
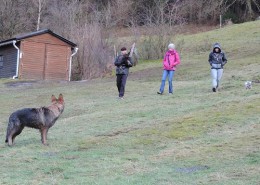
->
xmin=0 ymin=21 xmax=259 ymax=185
xmin=131 ymin=20 xmax=260 ymax=82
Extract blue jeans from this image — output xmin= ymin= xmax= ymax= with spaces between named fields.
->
xmin=159 ymin=70 xmax=175 ymax=93
xmin=211 ymin=69 xmax=223 ymax=88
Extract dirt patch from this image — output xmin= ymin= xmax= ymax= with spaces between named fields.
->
xmin=4 ymin=80 xmax=38 ymax=88
xmin=175 ymin=165 xmax=210 ymax=174
xmin=129 ymin=67 xmax=162 ymax=81
xmin=95 ymin=127 xmax=139 ymax=137
xmin=105 ymin=66 xmax=162 ymax=82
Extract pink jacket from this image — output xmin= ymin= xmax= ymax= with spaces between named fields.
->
xmin=162 ymin=50 xmax=180 ymax=70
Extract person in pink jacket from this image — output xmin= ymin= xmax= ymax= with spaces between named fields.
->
xmin=157 ymin=43 xmax=180 ymax=94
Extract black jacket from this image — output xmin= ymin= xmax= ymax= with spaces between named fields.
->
xmin=208 ymin=43 xmax=227 ymax=69
xmin=114 ymin=54 xmax=133 ymax=75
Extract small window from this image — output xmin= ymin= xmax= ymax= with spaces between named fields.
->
xmin=0 ymin=55 xmax=3 ymax=68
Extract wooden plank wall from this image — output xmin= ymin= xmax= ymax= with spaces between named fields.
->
xmin=0 ymin=45 xmax=18 ymax=78
xmin=25 ymin=34 xmax=70 ymax=47
xmin=19 ymin=41 xmax=45 ymax=80
xmin=19 ymin=33 xmax=71 ymax=80
xmin=45 ymin=45 xmax=70 ymax=80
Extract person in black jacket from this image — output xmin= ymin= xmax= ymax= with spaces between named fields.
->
xmin=114 ymin=47 xmax=133 ymax=99
xmin=208 ymin=43 xmax=227 ymax=92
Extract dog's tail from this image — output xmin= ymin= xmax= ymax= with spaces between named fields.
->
xmin=5 ymin=124 xmax=10 ymax=143
xmin=5 ymin=131 xmax=9 ymax=143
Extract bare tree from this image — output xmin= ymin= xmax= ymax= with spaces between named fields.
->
xmin=41 ymin=0 xmax=115 ymax=80
xmin=180 ymin=0 xmax=260 ymax=24
xmin=32 ymin=0 xmax=47 ymax=31
xmin=129 ymin=0 xmax=186 ymax=59
xmin=1 ymin=0 xmax=259 ymax=79
xmin=98 ymin=0 xmax=133 ymax=28
xmin=221 ymin=0 xmax=260 ymax=21
xmin=0 ymin=0 xmax=30 ymax=40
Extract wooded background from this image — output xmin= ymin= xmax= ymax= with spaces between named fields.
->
xmin=0 ymin=0 xmax=259 ymax=80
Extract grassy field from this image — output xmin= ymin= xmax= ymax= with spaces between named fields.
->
xmin=0 ymin=21 xmax=259 ymax=185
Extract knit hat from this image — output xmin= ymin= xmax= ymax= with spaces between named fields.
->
xmin=168 ymin=43 xmax=175 ymax=50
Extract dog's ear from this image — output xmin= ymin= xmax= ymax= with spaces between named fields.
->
xmin=51 ymin=95 xmax=57 ymax=102
xmin=58 ymin=94 xmax=64 ymax=103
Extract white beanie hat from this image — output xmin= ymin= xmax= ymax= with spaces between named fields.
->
xmin=168 ymin=43 xmax=175 ymax=49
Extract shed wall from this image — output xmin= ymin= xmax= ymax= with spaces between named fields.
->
xmin=45 ymin=44 xmax=70 ymax=80
xmin=19 ymin=41 xmax=45 ymax=80
xmin=19 ymin=33 xmax=72 ymax=80
xmin=0 ymin=45 xmax=17 ymax=78
xmin=25 ymin=34 xmax=70 ymax=47
xmin=0 ymin=32 xmax=74 ymax=80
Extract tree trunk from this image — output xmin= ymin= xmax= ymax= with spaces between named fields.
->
xmin=246 ymin=0 xmax=253 ymax=20
xmin=36 ymin=0 xmax=42 ymax=31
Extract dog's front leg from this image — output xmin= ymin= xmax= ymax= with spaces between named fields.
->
xmin=40 ymin=128 xmax=48 ymax=145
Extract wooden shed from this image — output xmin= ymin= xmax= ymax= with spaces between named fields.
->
xmin=0 ymin=29 xmax=78 ymax=81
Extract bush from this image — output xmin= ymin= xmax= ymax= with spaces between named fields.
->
xmin=137 ymin=25 xmax=175 ymax=60
xmin=223 ymin=11 xmax=240 ymax=23
xmin=71 ymin=23 xmax=114 ymax=80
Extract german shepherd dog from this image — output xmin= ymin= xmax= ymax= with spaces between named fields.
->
xmin=5 ymin=94 xmax=64 ymax=146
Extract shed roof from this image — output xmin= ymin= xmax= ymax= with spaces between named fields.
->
xmin=0 ymin=29 xmax=77 ymax=47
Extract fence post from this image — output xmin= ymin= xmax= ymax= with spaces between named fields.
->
xmin=220 ymin=15 xmax=222 ymax=28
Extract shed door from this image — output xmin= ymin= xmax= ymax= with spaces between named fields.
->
xmin=45 ymin=45 xmax=69 ymax=80
xmin=20 ymin=41 xmax=70 ymax=80
xmin=20 ymin=41 xmax=45 ymax=80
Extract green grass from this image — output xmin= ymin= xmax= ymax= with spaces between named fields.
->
xmin=0 ymin=21 xmax=259 ymax=185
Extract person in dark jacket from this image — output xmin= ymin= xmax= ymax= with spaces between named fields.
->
xmin=114 ymin=47 xmax=133 ymax=99
xmin=208 ymin=43 xmax=227 ymax=92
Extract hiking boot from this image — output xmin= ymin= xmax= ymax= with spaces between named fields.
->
xmin=212 ymin=87 xmax=216 ymax=92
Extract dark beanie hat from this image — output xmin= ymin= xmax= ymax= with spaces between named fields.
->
xmin=121 ymin=47 xmax=127 ymax=51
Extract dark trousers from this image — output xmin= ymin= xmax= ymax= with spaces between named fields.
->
xmin=116 ymin=74 xmax=128 ymax=97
